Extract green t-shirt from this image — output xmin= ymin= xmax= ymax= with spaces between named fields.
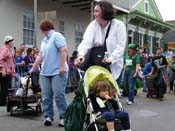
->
xmin=124 ymin=54 xmax=140 ymax=71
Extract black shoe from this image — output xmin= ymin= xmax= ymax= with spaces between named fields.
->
xmin=159 ymin=98 xmax=163 ymax=101
xmin=58 ymin=119 xmax=64 ymax=127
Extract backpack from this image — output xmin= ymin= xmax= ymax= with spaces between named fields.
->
xmin=64 ymin=80 xmax=86 ymax=131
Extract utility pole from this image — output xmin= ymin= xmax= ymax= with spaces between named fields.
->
xmin=34 ymin=0 xmax=38 ymax=47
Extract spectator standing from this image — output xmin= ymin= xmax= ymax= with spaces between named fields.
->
xmin=168 ymin=54 xmax=175 ymax=92
xmin=124 ymin=43 xmax=140 ymax=105
xmin=30 ymin=19 xmax=68 ymax=127
xmin=19 ymin=43 xmax=26 ymax=57
xmin=15 ymin=49 xmax=25 ymax=77
xmin=24 ymin=48 xmax=40 ymax=89
xmin=141 ymin=56 xmax=153 ymax=92
xmin=149 ymin=47 xmax=168 ymax=101
xmin=24 ymin=48 xmax=36 ymax=72
xmin=0 ymin=35 xmax=16 ymax=106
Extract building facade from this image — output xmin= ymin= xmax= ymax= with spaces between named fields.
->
xmin=0 ymin=0 xmax=91 ymax=55
xmin=0 ymin=0 xmax=174 ymax=55
xmin=115 ymin=0 xmax=174 ymax=54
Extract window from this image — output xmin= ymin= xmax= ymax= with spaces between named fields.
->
xmin=75 ymin=24 xmax=84 ymax=48
xmin=139 ymin=33 xmax=143 ymax=46
xmin=144 ymin=0 xmax=149 ymax=14
xmin=38 ymin=11 xmax=56 ymax=20
xmin=59 ymin=20 xmax=65 ymax=36
xmin=23 ymin=11 xmax=35 ymax=46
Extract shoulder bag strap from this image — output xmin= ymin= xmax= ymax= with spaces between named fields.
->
xmin=104 ymin=20 xmax=112 ymax=52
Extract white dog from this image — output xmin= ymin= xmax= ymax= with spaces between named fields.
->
xmin=15 ymin=76 xmax=33 ymax=97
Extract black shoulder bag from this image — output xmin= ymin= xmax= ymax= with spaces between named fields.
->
xmin=80 ymin=21 xmax=112 ymax=71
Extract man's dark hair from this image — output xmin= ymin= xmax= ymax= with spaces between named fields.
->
xmin=96 ymin=1 xmax=114 ymax=20
xmin=156 ymin=47 xmax=162 ymax=51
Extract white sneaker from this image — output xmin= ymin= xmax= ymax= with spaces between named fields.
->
xmin=44 ymin=117 xmax=52 ymax=126
xmin=58 ymin=119 xmax=64 ymax=127
xmin=127 ymin=101 xmax=133 ymax=105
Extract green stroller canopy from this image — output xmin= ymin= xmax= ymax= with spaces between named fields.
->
xmin=84 ymin=66 xmax=121 ymax=98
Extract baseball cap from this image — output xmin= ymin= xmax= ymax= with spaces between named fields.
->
xmin=128 ymin=43 xmax=136 ymax=49
xmin=4 ymin=35 xmax=14 ymax=43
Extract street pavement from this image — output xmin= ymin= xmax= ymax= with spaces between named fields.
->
xmin=0 ymin=89 xmax=175 ymax=131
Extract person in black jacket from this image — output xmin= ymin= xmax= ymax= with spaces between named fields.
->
xmin=149 ymin=47 xmax=168 ymax=101
xmin=89 ymin=80 xmax=131 ymax=131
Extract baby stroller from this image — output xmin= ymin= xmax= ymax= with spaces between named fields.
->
xmin=6 ymin=74 xmax=42 ymax=116
xmin=146 ymin=66 xmax=167 ymax=99
xmin=83 ymin=66 xmax=123 ymax=131
xmin=66 ymin=61 xmax=80 ymax=93
xmin=145 ymin=75 xmax=158 ymax=98
xmin=65 ymin=66 xmax=123 ymax=131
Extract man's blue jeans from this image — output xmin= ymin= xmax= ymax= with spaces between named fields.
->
xmin=124 ymin=70 xmax=136 ymax=102
xmin=40 ymin=73 xmax=68 ymax=120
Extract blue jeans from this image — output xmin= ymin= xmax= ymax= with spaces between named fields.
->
xmin=115 ymin=111 xmax=130 ymax=130
xmin=40 ymin=73 xmax=68 ymax=120
xmin=101 ymin=111 xmax=130 ymax=130
xmin=124 ymin=70 xmax=136 ymax=102
xmin=140 ymin=77 xmax=147 ymax=91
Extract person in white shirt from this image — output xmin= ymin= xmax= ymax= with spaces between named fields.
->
xmin=76 ymin=1 xmax=127 ymax=84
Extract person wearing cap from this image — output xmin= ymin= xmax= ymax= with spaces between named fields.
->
xmin=149 ymin=47 xmax=168 ymax=101
xmin=0 ymin=35 xmax=16 ymax=106
xmin=123 ymin=43 xmax=140 ymax=105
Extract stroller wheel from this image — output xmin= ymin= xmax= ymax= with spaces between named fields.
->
xmin=36 ymin=105 xmax=42 ymax=114
xmin=7 ymin=104 xmax=11 ymax=112
xmin=36 ymin=98 xmax=42 ymax=114
xmin=10 ymin=107 xmax=13 ymax=116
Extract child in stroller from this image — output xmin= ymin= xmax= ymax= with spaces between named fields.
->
xmin=89 ymin=80 xmax=131 ymax=131
xmin=83 ymin=66 xmax=131 ymax=131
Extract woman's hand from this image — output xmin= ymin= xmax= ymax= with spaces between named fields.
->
xmin=75 ymin=55 xmax=84 ymax=66
xmin=29 ymin=68 xmax=34 ymax=75
xmin=1 ymin=70 xmax=6 ymax=77
xmin=133 ymin=72 xmax=137 ymax=77
xmin=102 ymin=58 xmax=111 ymax=64
xmin=59 ymin=66 xmax=65 ymax=76
xmin=148 ymin=72 xmax=152 ymax=76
